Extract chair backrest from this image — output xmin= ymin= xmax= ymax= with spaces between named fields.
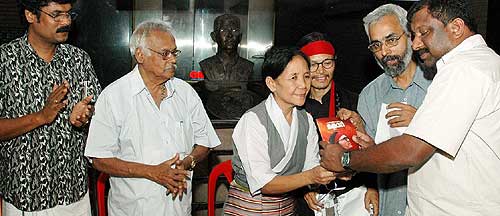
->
xmin=97 ymin=172 xmax=110 ymax=216
xmin=208 ymin=160 xmax=233 ymax=216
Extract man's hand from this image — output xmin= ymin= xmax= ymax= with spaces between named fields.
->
xmin=36 ymin=82 xmax=69 ymax=125
xmin=319 ymin=141 xmax=345 ymax=172
xmin=147 ymin=154 xmax=189 ymax=196
xmin=364 ymin=188 xmax=379 ymax=216
xmin=386 ymin=102 xmax=417 ymax=128
xmin=337 ymin=108 xmax=365 ymax=133
xmin=70 ymin=95 xmax=94 ymax=127
xmin=172 ymin=155 xmax=193 ymax=200
xmin=304 ymin=191 xmax=322 ymax=211
xmin=352 ymin=131 xmax=376 ymax=149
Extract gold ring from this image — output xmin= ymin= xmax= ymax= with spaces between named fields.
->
xmin=54 ymin=100 xmax=58 ymax=103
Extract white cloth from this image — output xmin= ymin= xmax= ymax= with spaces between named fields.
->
xmin=314 ymin=186 xmax=371 ymax=216
xmin=405 ymin=35 xmax=500 ymax=215
xmin=2 ymin=192 xmax=90 ymax=216
xmin=84 ymin=66 xmax=220 ymax=216
xmin=232 ymin=94 xmax=320 ymax=195
xmin=374 ymin=103 xmax=407 ymax=144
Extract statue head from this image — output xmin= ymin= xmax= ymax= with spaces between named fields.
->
xmin=210 ymin=14 xmax=242 ymax=52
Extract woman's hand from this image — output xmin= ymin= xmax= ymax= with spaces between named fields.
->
xmin=307 ymin=165 xmax=336 ymax=185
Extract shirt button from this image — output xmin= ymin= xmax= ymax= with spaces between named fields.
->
xmin=397 ymin=210 xmax=402 ymax=214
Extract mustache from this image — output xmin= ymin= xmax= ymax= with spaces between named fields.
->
xmin=164 ymin=64 xmax=177 ymax=71
xmin=382 ymin=55 xmax=402 ymax=64
xmin=417 ymin=48 xmax=430 ymax=56
xmin=56 ymin=25 xmax=71 ymax=33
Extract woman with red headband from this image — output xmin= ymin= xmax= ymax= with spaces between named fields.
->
xmin=296 ymin=32 xmax=379 ymax=216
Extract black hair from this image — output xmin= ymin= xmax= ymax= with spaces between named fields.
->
xmin=18 ymin=0 xmax=76 ymax=26
xmin=261 ymin=46 xmax=310 ymax=80
xmin=407 ymin=0 xmax=477 ymax=33
xmin=296 ymin=32 xmax=330 ymax=48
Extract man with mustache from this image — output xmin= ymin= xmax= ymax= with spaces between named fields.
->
xmin=357 ymin=4 xmax=432 ymax=216
xmin=319 ymin=0 xmax=500 ymax=215
xmin=0 ymin=0 xmax=100 ymax=215
xmin=85 ymin=20 xmax=220 ymax=216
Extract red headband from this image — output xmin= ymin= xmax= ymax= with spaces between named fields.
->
xmin=300 ymin=40 xmax=335 ymax=57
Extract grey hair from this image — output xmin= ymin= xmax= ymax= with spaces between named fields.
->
xmin=363 ymin=4 xmax=409 ymax=40
xmin=129 ymin=20 xmax=173 ymax=57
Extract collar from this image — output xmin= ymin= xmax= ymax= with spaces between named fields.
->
xmin=437 ymin=34 xmax=486 ymax=70
xmin=388 ymin=64 xmax=427 ymax=90
xmin=129 ymin=65 xmax=176 ymax=98
xmin=21 ymin=32 xmax=64 ymax=62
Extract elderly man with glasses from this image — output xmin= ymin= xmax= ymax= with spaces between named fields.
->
xmin=84 ymin=20 xmax=220 ymax=216
xmin=0 ymin=0 xmax=100 ymax=215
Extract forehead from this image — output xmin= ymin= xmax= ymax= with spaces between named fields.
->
xmin=218 ymin=18 xmax=239 ymax=29
xmin=369 ymin=15 xmax=403 ymax=40
xmin=282 ymin=55 xmax=308 ymax=74
xmin=147 ymin=30 xmax=176 ymax=48
xmin=309 ymin=54 xmax=333 ymax=62
xmin=43 ymin=2 xmax=72 ymax=11
xmin=410 ymin=7 xmax=436 ymax=31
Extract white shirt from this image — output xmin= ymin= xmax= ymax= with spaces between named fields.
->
xmin=232 ymin=94 xmax=320 ymax=195
xmin=405 ymin=35 xmax=500 ymax=215
xmin=84 ymin=66 xmax=220 ymax=216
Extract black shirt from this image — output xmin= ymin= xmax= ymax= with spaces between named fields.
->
xmin=303 ymin=85 xmax=376 ymax=194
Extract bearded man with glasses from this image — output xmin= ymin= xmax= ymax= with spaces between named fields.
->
xmin=0 ymin=0 xmax=101 ymax=215
xmin=321 ymin=4 xmax=433 ymax=216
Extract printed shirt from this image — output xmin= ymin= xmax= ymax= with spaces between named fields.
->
xmin=0 ymin=34 xmax=101 ymax=211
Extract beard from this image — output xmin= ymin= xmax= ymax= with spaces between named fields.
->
xmin=375 ymin=40 xmax=413 ymax=78
xmin=415 ymin=49 xmax=437 ymax=80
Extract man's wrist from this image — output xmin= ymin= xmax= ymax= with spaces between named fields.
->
xmin=186 ymin=155 xmax=196 ymax=171
xmin=341 ymin=151 xmax=353 ymax=171
xmin=33 ymin=111 xmax=47 ymax=126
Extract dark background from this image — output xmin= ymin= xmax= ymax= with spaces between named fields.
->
xmin=1 ymin=0 xmax=497 ymax=92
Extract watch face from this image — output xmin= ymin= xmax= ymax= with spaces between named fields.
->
xmin=342 ymin=152 xmax=350 ymax=168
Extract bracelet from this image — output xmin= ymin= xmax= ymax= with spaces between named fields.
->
xmin=186 ymin=154 xmax=196 ymax=171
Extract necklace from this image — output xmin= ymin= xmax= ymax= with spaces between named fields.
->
xmin=160 ymin=84 xmax=168 ymax=99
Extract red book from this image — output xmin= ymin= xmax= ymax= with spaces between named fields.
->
xmin=316 ymin=117 xmax=360 ymax=151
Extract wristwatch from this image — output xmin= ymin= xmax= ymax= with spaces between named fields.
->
xmin=187 ymin=155 xmax=197 ymax=171
xmin=341 ymin=151 xmax=353 ymax=171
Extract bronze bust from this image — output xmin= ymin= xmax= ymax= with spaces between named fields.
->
xmin=199 ymin=14 xmax=254 ymax=85
xmin=199 ymin=14 xmax=260 ymax=120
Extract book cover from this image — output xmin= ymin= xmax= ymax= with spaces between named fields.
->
xmin=316 ymin=117 xmax=360 ymax=151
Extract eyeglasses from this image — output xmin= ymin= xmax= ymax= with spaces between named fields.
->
xmin=367 ymin=32 xmax=406 ymax=53
xmin=36 ymin=8 xmax=78 ymax=22
xmin=310 ymin=58 xmax=336 ymax=72
xmin=147 ymin=48 xmax=181 ymax=60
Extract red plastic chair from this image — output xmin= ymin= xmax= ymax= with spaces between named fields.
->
xmin=208 ymin=160 xmax=233 ymax=216
xmin=97 ymin=172 xmax=110 ymax=216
